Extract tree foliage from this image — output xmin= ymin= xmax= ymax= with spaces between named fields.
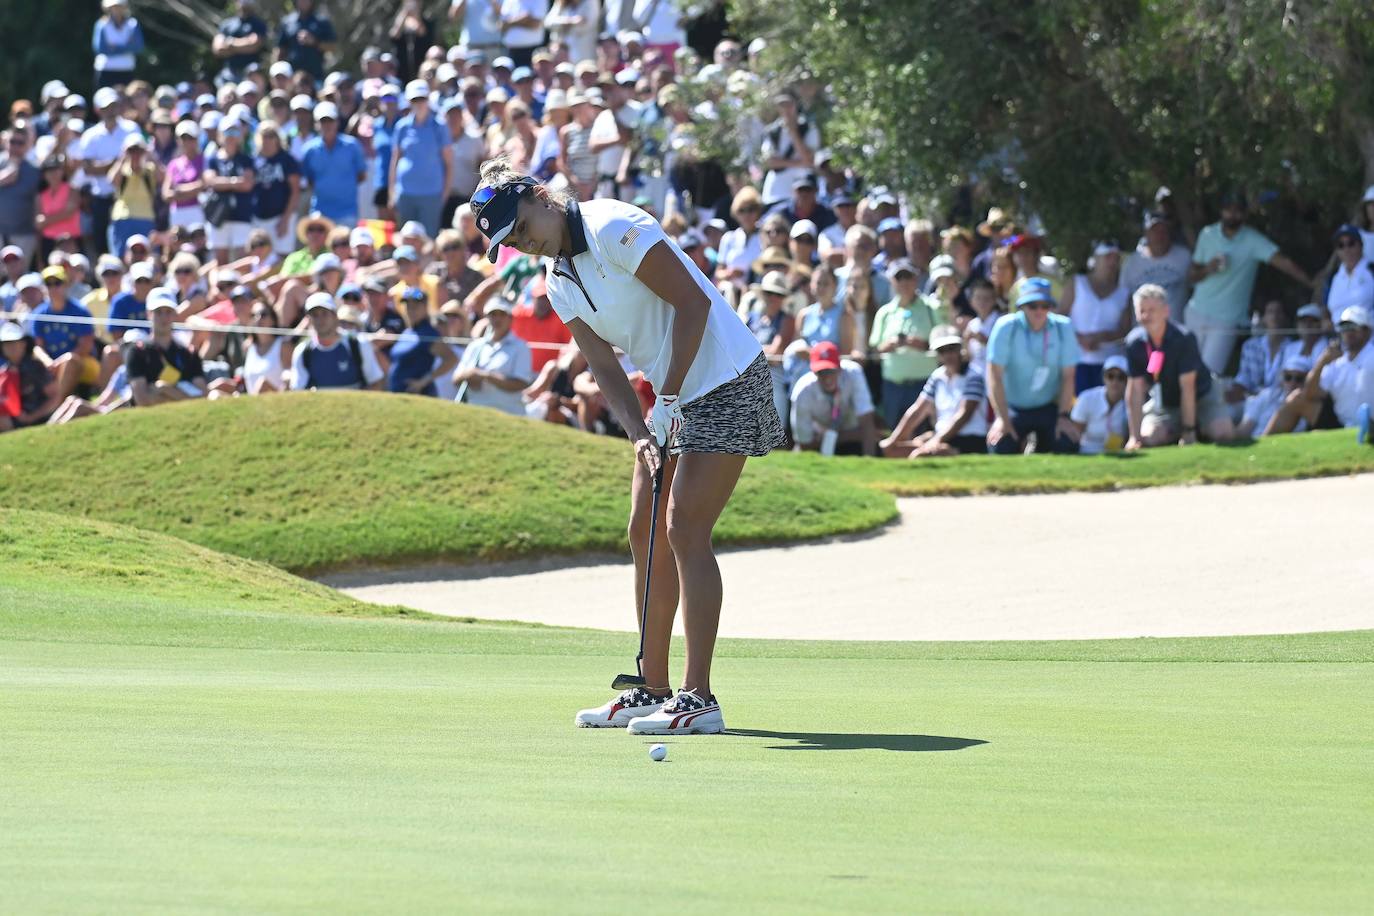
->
xmin=731 ymin=0 xmax=1374 ymax=267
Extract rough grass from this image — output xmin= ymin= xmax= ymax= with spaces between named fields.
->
xmin=2 ymin=512 xmax=1370 ymax=913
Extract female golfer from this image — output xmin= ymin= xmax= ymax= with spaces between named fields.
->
xmin=473 ymin=157 xmax=785 ymax=735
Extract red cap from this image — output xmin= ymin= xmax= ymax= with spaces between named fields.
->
xmin=810 ymin=340 xmax=841 ymax=372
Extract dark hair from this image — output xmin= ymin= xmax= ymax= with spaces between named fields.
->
xmin=967 ymin=276 xmax=995 ymax=295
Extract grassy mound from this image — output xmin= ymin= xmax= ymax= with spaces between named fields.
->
xmin=2 ymin=539 xmax=1369 ymax=912
xmin=0 ymin=392 xmax=894 ymax=574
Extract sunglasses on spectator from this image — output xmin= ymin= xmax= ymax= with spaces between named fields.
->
xmin=1336 ymin=240 xmax=1360 ymax=249
xmin=1104 ymin=371 xmax=1127 ymax=381
xmin=332 ymin=240 xmax=350 ymax=248
xmin=252 ymin=309 xmax=273 ymax=318
xmin=1338 ymin=322 xmax=1359 ymax=331
xmin=174 ymin=267 xmax=193 ymax=275
xmin=1283 ymin=372 xmax=1306 ymax=382
xmin=44 ymin=278 xmax=64 ymax=287
xmin=252 ymin=239 xmax=271 ymax=248
xmin=306 ymin=226 xmax=327 ymax=234
xmin=1022 ymin=301 xmax=1052 ymax=311
xmin=737 ymin=205 xmax=762 ymax=214
xmin=442 ymin=245 xmax=465 ymax=254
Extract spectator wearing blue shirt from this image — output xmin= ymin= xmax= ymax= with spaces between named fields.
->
xmin=92 ymin=0 xmax=145 ymax=90
xmin=212 ymin=0 xmax=269 ymax=84
xmin=24 ymin=266 xmax=97 ymax=402
xmin=368 ymin=88 xmax=403 ymax=217
xmin=389 ymin=81 xmax=454 ymax=237
xmin=300 ymin=102 xmax=367 ymax=225
xmin=275 ymin=0 xmax=337 ymax=82
xmin=388 ymin=287 xmax=460 ymax=395
xmin=985 ymin=277 xmax=1082 ymax=454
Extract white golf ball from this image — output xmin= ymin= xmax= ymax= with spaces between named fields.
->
xmin=649 ymin=743 xmax=667 ymax=762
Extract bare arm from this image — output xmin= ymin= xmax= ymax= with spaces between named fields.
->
xmin=634 ymin=240 xmax=709 ymax=397
xmin=1269 ymin=252 xmax=1313 ymax=289
xmin=986 ymin=362 xmax=1011 ymax=429
xmin=1126 ymin=376 xmax=1146 ymax=444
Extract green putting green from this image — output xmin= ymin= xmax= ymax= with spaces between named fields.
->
xmin=3 ymin=511 xmax=1369 ymax=911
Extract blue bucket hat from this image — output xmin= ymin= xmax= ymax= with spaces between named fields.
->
xmin=472 ymin=177 xmax=540 ymax=263
xmin=1015 ymin=277 xmax=1056 ymax=310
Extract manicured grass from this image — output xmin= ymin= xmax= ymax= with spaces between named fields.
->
xmin=2 ymin=512 xmax=1370 ymax=912
xmin=776 ymin=427 xmax=1374 ymax=496
xmin=0 ymin=392 xmax=894 ymax=575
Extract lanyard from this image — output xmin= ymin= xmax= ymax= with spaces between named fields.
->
xmin=1022 ymin=317 xmax=1051 ymax=367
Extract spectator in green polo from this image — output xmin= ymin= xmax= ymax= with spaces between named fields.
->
xmin=869 ymin=258 xmax=947 ymax=428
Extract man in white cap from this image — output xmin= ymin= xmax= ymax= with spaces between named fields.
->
xmin=1265 ymin=305 xmax=1374 ymax=435
xmin=299 ymin=101 xmax=366 ymax=225
xmin=0 ymin=247 xmax=28 ymax=309
xmin=123 ymin=290 xmax=207 ymax=407
xmin=92 ymin=0 xmax=144 ymax=90
xmin=388 ymin=80 xmax=453 ymax=237
xmin=451 ymin=295 xmax=532 ymax=416
xmin=74 ymin=87 xmax=139 ymax=254
xmin=291 ymin=291 xmax=384 ymax=390
xmin=1237 ymin=353 xmax=1313 ymax=439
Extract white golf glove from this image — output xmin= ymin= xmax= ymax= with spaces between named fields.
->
xmin=649 ymin=393 xmax=684 ymax=448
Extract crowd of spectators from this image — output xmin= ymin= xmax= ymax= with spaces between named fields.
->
xmin=1 ymin=0 xmax=1372 ymax=450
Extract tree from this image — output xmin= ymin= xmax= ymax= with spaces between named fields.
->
xmin=730 ymin=0 xmax=1374 ymax=272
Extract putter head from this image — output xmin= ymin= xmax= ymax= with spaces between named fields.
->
xmin=611 ymin=672 xmax=647 ymax=691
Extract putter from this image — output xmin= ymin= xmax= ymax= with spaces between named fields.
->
xmin=612 ymin=452 xmax=665 ymax=691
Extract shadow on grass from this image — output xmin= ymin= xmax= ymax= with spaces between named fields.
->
xmin=727 ymin=729 xmax=987 ymax=752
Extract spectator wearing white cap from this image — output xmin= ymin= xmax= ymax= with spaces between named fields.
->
xmin=203 ymin=117 xmax=257 ymax=261
xmin=870 ymin=258 xmax=946 ymax=429
xmin=544 ymin=0 xmax=599 ymax=65
xmin=789 ymin=219 xmax=819 ymax=268
xmin=1321 ymin=224 xmax=1374 ymax=325
xmin=388 ymin=81 xmax=454 ymax=237
xmin=292 ymin=292 xmax=385 ymax=390
xmin=213 ymin=1 xmax=269 ymax=84
xmin=33 ymin=81 xmax=71 ymax=139
xmin=880 ymin=326 xmax=988 ymax=458
xmin=106 ymin=133 xmax=161 ymax=258
xmin=0 ymin=321 xmax=59 ymax=431
xmin=164 ymin=122 xmax=207 ymax=230
xmin=0 ymin=247 xmax=28 ymax=310
xmin=1238 ymin=353 xmax=1312 ymax=438
xmin=557 ymin=89 xmax=600 ymax=202
xmin=287 ymin=94 xmax=316 ymax=159
xmin=299 ymin=102 xmax=367 ymax=224
xmin=121 ymin=291 xmax=206 ymax=408
xmin=1122 ymin=210 xmax=1193 ymax=314
xmin=1282 ymin=303 xmax=1332 ymax=367
xmin=251 ymin=122 xmax=302 ymax=256
xmin=530 ymin=89 xmax=569 ymax=183
xmin=92 ymin=0 xmax=144 ymax=90
xmin=82 ymin=255 xmax=126 ymax=341
xmin=1061 ymin=239 xmax=1131 ymax=393
xmin=75 ymin=87 xmax=140 ymax=254
xmin=1265 ymin=305 xmax=1374 ymax=435
xmin=1069 ymin=354 xmax=1130 ymax=454
xmin=452 ymin=295 xmax=533 ymax=415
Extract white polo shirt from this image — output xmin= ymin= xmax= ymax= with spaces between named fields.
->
xmin=1318 ymin=338 xmax=1374 ymax=426
xmin=545 ymin=199 xmax=761 ymax=404
xmin=78 ymin=118 xmax=141 ymax=196
xmin=1326 ymin=262 xmax=1374 ymax=324
xmin=789 ymin=359 xmax=874 ymax=444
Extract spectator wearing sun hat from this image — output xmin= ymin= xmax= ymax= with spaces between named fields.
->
xmin=985 ymin=276 xmax=1081 ymax=454
xmin=388 ymin=80 xmax=454 ymax=237
xmin=789 ymin=340 xmax=877 ymax=455
xmin=292 ymin=291 xmax=385 ymax=390
xmin=1265 ymin=305 xmax=1374 ymax=435
xmin=299 ymin=101 xmax=367 ymax=224
xmin=76 ymin=87 xmax=140 ymax=255
xmin=92 ymin=0 xmax=145 ymax=90
xmin=1322 ymin=224 xmax=1374 ymax=325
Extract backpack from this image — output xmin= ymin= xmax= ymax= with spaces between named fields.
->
xmin=301 ymin=335 xmax=365 ymax=389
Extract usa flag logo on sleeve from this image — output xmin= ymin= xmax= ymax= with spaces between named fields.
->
xmin=620 ymin=227 xmax=640 ymax=247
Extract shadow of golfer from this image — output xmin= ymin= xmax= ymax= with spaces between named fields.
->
xmin=726 ymin=730 xmax=987 ymax=752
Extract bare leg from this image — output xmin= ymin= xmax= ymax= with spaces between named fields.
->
xmin=628 ymin=454 xmax=680 ymax=694
xmin=1264 ymin=390 xmax=1320 ymax=436
xmin=665 ymin=451 xmax=748 ymax=699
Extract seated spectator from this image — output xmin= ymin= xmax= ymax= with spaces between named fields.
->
xmin=870 ymin=258 xmax=946 ymax=429
xmin=1226 ymin=299 xmax=1291 ymax=410
xmin=428 ymin=229 xmax=485 ymax=305
xmin=790 ymin=341 xmax=877 ymax=456
xmin=387 ymin=286 xmax=459 ymax=396
xmin=879 ymin=326 xmax=988 ymax=458
xmin=102 ymin=261 xmax=155 ymax=381
xmin=747 ymin=271 xmax=797 ymax=427
xmin=291 ymin=291 xmax=385 ymax=390
xmin=985 ymin=277 xmax=1080 ymax=454
xmin=24 ymin=266 xmax=97 ymax=401
xmin=123 ymin=292 xmax=207 ymax=406
xmin=1237 ymin=354 xmax=1312 ymax=438
xmin=1070 ymin=354 xmax=1129 ymax=454
xmin=452 ymin=296 xmax=533 ymax=416
xmin=1264 ymin=306 xmax=1373 ymax=436
xmin=362 ymin=275 xmax=407 ymax=343
xmin=1061 ymin=240 xmax=1130 ymax=393
xmin=280 ymin=213 xmax=333 ymax=278
xmin=82 ymin=254 xmax=125 ymax=340
xmin=522 ymin=340 xmax=587 ymax=426
xmin=388 ymin=244 xmax=444 ymax=314
xmin=510 ymin=272 xmax=572 ymax=375
xmin=789 ymin=219 xmax=819 ymax=268
xmin=963 ymin=276 xmax=1003 ymax=374
xmin=0 ymin=322 xmax=59 ymax=431
xmin=1322 ymin=224 xmax=1374 ymax=325
xmin=1125 ymin=283 xmax=1235 ymax=449
xmin=239 ymin=301 xmax=294 ymax=395
xmin=1284 ymin=303 xmax=1332 ymax=366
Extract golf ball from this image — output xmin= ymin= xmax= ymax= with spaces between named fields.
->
xmin=649 ymin=743 xmax=667 ymax=762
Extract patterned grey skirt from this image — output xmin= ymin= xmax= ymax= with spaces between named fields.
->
xmin=672 ymin=353 xmax=787 ymax=457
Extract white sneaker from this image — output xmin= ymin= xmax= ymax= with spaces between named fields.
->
xmin=574 ymin=686 xmax=670 ymax=728
xmin=626 ymin=689 xmax=725 ymax=735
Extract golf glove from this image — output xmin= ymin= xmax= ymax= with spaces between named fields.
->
xmin=650 ymin=394 xmax=684 ymax=447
